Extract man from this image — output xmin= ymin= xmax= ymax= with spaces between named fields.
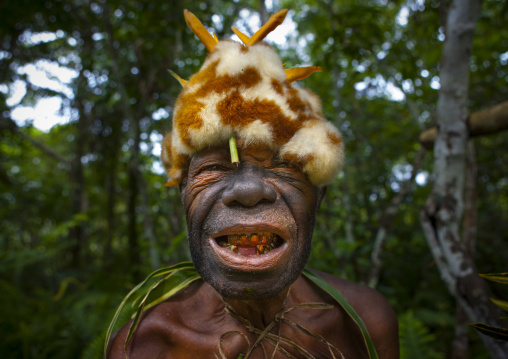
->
xmin=107 ymin=9 xmax=398 ymax=359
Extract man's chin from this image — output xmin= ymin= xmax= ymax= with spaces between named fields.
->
xmin=200 ymin=266 xmax=297 ymax=301
xmin=191 ymin=245 xmax=308 ymax=301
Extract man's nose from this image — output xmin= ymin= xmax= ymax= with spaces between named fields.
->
xmin=222 ymin=167 xmax=277 ymax=207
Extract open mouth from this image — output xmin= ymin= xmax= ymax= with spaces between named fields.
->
xmin=215 ymin=232 xmax=283 ymax=256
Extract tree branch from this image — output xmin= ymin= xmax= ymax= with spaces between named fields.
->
xmin=1 ymin=118 xmax=70 ymax=165
xmin=419 ymin=100 xmax=508 ymax=149
xmin=420 ymin=198 xmax=457 ymax=297
xmin=18 ymin=129 xmax=71 ymax=164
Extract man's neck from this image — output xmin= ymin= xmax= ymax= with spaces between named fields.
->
xmin=220 ymin=285 xmax=294 ymax=330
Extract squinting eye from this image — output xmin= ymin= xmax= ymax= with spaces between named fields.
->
xmin=274 ymin=162 xmax=291 ymax=168
xmin=202 ymin=164 xmax=222 ymax=171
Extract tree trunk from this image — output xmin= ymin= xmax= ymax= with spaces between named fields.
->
xmin=69 ymin=113 xmax=86 ymax=269
xmin=69 ymin=63 xmax=90 ymax=269
xmin=259 ymin=0 xmax=268 ymax=24
xmin=104 ymin=117 xmax=122 ymax=266
xmin=452 ymin=304 xmax=469 ymax=359
xmin=127 ymin=149 xmax=141 ymax=274
xmin=419 ymin=100 xmax=508 ymax=150
xmin=451 ymin=142 xmax=476 ymax=359
xmin=462 ymin=142 xmax=477 ymax=261
xmin=421 ymin=0 xmax=508 ymax=357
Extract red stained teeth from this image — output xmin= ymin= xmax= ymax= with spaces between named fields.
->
xmin=223 ymin=232 xmax=278 ymax=255
xmin=227 ymin=232 xmax=276 ymax=246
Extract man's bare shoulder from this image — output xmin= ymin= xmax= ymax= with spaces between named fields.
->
xmin=107 ymin=280 xmax=225 ymax=359
xmin=308 ymin=269 xmax=396 ymax=318
xmin=307 ymin=269 xmax=399 ymax=359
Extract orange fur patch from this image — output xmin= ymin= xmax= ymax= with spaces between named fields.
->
xmin=271 ymin=79 xmax=283 ymax=95
xmin=327 ymin=132 xmax=343 ymax=146
xmin=286 ymin=86 xmax=311 ymax=116
xmin=217 ymin=92 xmax=302 ymax=145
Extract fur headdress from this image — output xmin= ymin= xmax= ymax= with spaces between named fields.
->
xmin=161 ymin=9 xmax=344 ymax=186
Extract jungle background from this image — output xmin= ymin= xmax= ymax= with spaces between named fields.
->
xmin=1 ymin=0 xmax=507 ymax=358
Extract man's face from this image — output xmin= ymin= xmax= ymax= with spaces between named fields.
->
xmin=181 ymin=145 xmax=323 ymax=300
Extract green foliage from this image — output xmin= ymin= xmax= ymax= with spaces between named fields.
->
xmin=491 ymin=298 xmax=508 ymax=312
xmin=469 ymin=323 xmax=508 ymax=342
xmin=480 ymin=272 xmax=508 ymax=285
xmin=81 ymin=333 xmax=107 ymax=359
xmin=470 ymin=273 xmax=508 ymax=342
xmin=0 ymin=244 xmax=125 ymax=358
xmin=399 ymin=311 xmax=442 ymax=359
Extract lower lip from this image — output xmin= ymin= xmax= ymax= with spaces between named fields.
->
xmin=209 ymin=238 xmax=288 ymax=272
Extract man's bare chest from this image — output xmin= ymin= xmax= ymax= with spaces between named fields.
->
xmin=158 ymin=304 xmax=368 ymax=359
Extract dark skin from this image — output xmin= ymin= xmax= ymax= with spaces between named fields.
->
xmin=108 ymin=146 xmax=399 ymax=359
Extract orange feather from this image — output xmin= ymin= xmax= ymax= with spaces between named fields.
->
xmin=285 ymin=66 xmax=323 ymax=83
xmin=183 ymin=9 xmax=217 ymax=52
xmin=248 ymin=9 xmax=288 ymax=45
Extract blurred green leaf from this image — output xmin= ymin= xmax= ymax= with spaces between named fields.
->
xmin=399 ymin=311 xmax=441 ymax=359
xmin=491 ymin=298 xmax=508 ymax=312
xmin=480 ymin=273 xmax=508 ymax=285
xmin=469 ymin=322 xmax=508 ymax=341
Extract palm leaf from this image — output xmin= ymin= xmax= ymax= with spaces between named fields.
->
xmin=124 ymin=270 xmax=201 ymax=351
xmin=491 ymin=298 xmax=508 ymax=312
xmin=143 ymin=271 xmax=201 ymax=312
xmin=479 ymin=272 xmax=508 ymax=284
xmin=103 ymin=262 xmax=198 ymax=357
xmin=469 ymin=322 xmax=508 ymax=341
xmin=124 ymin=273 xmax=175 ymax=352
xmin=302 ymin=268 xmax=379 ymax=359
xmin=129 ymin=267 xmax=200 ymax=311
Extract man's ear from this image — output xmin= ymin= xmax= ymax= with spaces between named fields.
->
xmin=317 ymin=186 xmax=327 ymax=210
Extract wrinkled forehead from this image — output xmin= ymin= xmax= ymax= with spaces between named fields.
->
xmin=189 ymin=144 xmax=282 ymax=167
xmin=188 ymin=146 xmax=229 ymax=166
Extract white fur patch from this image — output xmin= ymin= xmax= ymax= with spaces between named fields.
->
xmin=280 ymin=120 xmax=344 ymax=184
xmin=248 ymin=44 xmax=286 ymax=81
xmin=188 ymin=92 xmax=231 ymax=149
xmin=213 ymin=42 xmax=285 ymax=82
xmin=171 ymin=129 xmax=193 ymax=156
xmin=298 ymin=88 xmax=322 ymax=115
xmin=236 ymin=119 xmax=274 ymax=146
